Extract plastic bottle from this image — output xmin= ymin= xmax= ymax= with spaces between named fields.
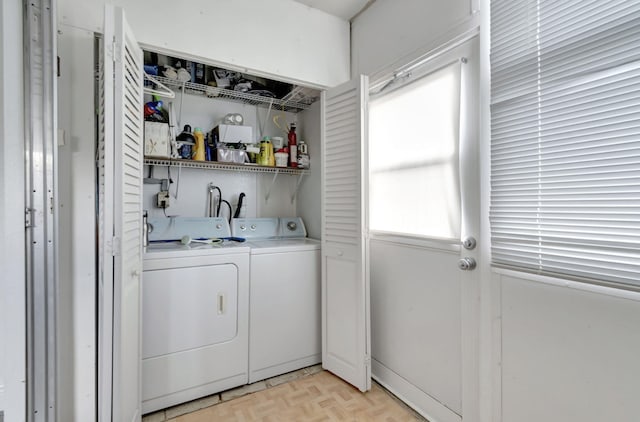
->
xmin=192 ymin=127 xmax=205 ymax=161
xmin=267 ymin=141 xmax=275 ymax=167
xmin=259 ymin=136 xmax=273 ymax=166
xmin=297 ymin=140 xmax=310 ymax=169
xmin=288 ymin=123 xmax=298 ymax=168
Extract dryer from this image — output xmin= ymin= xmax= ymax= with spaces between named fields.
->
xmin=142 ymin=217 xmax=250 ymax=414
xmin=232 ymin=217 xmax=321 ymax=383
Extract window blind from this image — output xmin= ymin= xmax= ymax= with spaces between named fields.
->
xmin=490 ymin=0 xmax=640 ymax=288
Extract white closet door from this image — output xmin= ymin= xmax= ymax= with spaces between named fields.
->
xmin=321 ymin=76 xmax=371 ymax=392
xmin=101 ymin=5 xmax=144 ymax=422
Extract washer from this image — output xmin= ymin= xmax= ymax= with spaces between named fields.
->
xmin=142 ymin=217 xmax=250 ymax=414
xmin=232 ymin=217 xmax=321 ymax=383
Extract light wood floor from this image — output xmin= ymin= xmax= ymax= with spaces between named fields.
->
xmin=163 ymin=370 xmax=426 ymax=422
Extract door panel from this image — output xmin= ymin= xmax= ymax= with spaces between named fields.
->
xmin=370 ymin=241 xmax=462 ymax=415
xmin=101 ymin=5 xmax=144 ymax=422
xmin=321 ymin=76 xmax=371 ymax=392
xmin=367 ymin=37 xmax=480 ymax=421
xmin=325 ymin=257 xmax=358 ymax=365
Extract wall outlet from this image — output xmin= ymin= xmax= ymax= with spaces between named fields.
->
xmin=157 ymin=191 xmax=170 ymax=208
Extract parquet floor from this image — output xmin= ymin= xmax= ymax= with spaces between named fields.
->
xmin=167 ymin=370 xmax=426 ymax=422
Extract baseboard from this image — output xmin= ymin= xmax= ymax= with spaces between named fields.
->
xmin=372 ymin=359 xmax=461 ymax=422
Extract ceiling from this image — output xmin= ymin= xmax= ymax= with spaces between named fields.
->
xmin=291 ymin=0 xmax=372 ymax=21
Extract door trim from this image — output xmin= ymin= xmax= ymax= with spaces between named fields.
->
xmin=24 ymin=1 xmax=58 ymax=420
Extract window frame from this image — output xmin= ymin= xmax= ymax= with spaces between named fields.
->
xmin=366 ymin=37 xmax=479 ymax=250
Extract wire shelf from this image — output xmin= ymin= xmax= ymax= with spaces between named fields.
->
xmin=147 ymin=76 xmax=317 ymax=113
xmin=144 ymin=157 xmax=310 ymax=175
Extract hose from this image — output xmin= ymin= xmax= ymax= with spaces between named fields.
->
xmin=233 ymin=193 xmax=245 ymax=218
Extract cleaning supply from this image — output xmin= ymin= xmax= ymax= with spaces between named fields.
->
xmin=297 ymin=140 xmax=310 ymax=169
xmin=288 ymin=122 xmax=298 ymax=167
xmin=268 ymin=142 xmax=275 ymax=167
xmin=192 ymin=127 xmax=205 ymax=161
xmin=259 ymin=136 xmax=273 ymax=166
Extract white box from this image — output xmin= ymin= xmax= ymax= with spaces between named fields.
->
xmin=213 ymin=124 xmax=253 ymax=144
xmin=144 ymin=122 xmax=171 ymax=157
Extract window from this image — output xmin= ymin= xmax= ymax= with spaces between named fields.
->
xmin=369 ymin=62 xmax=462 ymax=239
xmin=490 ymin=0 xmax=640 ymax=287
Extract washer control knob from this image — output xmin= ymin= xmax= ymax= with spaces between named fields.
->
xmin=240 ymin=225 xmax=246 ymax=231
xmin=216 ymin=224 xmax=222 ymax=229
xmin=287 ymin=221 xmax=297 ymax=231
xmin=458 ymin=257 xmax=477 ymax=271
xmin=251 ymin=224 xmax=257 ymax=230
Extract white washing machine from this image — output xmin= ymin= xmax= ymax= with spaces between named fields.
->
xmin=142 ymin=217 xmax=250 ymax=414
xmin=232 ymin=217 xmax=321 ymax=383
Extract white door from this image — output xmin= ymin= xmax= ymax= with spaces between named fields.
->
xmin=367 ymin=38 xmax=480 ymax=422
xmin=321 ymin=76 xmax=371 ymax=392
xmin=99 ymin=5 xmax=144 ymax=422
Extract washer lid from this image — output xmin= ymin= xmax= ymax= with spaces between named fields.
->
xmin=248 ymin=238 xmax=320 ymax=254
xmin=144 ymin=241 xmax=249 ymax=259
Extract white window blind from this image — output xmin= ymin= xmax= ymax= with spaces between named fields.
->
xmin=490 ymin=0 xmax=640 ymax=288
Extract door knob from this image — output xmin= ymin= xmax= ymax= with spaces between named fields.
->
xmin=462 ymin=236 xmax=477 ymax=250
xmin=458 ymin=257 xmax=477 ymax=271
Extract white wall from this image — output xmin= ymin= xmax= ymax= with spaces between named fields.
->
xmin=351 ymin=0 xmax=479 ymax=79
xmin=57 ymin=0 xmax=350 ymax=88
xmin=498 ymin=273 xmax=640 ymax=422
xmin=56 ymin=25 xmax=97 ymax=422
xmin=0 ymin=1 xmax=26 ymax=421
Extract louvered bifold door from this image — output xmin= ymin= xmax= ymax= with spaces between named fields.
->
xmin=321 ymin=76 xmax=371 ymax=392
xmin=103 ymin=5 xmax=144 ymax=422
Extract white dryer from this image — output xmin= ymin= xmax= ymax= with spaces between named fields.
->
xmin=142 ymin=217 xmax=250 ymax=414
xmin=232 ymin=217 xmax=321 ymax=383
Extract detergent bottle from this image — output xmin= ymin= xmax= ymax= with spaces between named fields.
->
xmin=192 ymin=127 xmax=205 ymax=161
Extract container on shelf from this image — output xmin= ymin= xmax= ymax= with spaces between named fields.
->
xmin=287 ymin=123 xmax=298 ymax=168
xmin=259 ymin=137 xmax=274 ymax=166
xmin=192 ymin=127 xmax=206 ymax=161
xmin=297 ymin=140 xmax=310 ymax=169
xmin=275 ymin=152 xmax=288 ymax=167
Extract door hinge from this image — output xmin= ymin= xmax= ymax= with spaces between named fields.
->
xmin=25 ymin=207 xmax=34 ymax=228
xmin=109 ymin=236 xmax=121 ymax=256
xmin=364 ymin=355 xmax=371 ymax=367
xmin=112 ymin=40 xmax=118 ymax=63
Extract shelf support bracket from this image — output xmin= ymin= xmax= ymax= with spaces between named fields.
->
xmin=264 ymin=169 xmax=280 ymax=202
xmin=290 ymin=173 xmax=306 ymax=203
